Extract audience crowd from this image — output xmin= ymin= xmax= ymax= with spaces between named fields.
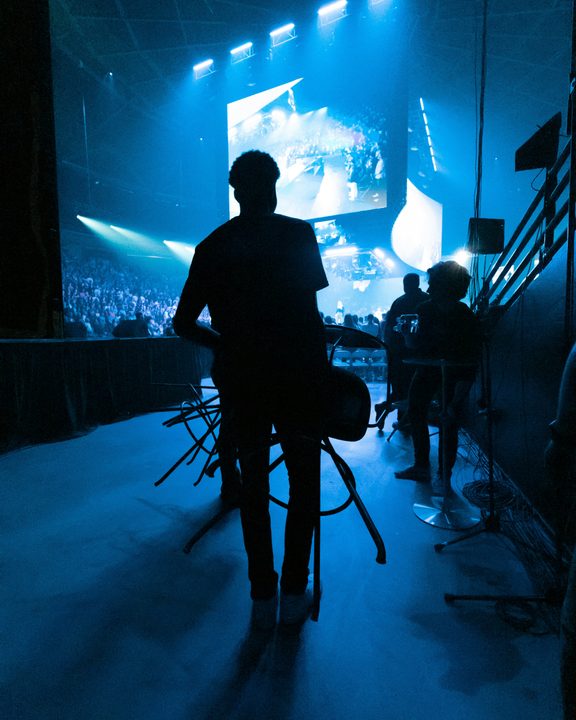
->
xmin=62 ymin=256 xmax=186 ymax=337
xmin=62 ymin=255 xmax=388 ymax=339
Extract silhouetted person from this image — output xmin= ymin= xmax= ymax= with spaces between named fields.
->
xmin=394 ymin=261 xmax=480 ymax=482
xmin=375 ymin=273 xmax=428 ymax=430
xmin=343 ymin=313 xmax=357 ymax=329
xmin=173 ymin=150 xmax=328 ymax=629
xmin=545 ymin=343 xmax=576 ymax=720
xmin=364 ymin=313 xmax=380 ymax=337
xmin=112 ymin=312 xmax=150 ymax=338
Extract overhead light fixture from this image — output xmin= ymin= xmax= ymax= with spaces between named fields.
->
xmin=193 ymin=59 xmax=215 ymax=80
xmin=270 ymin=22 xmax=296 ymax=47
xmin=318 ymin=0 xmax=348 ymax=26
xmin=230 ymin=41 xmax=254 ymax=64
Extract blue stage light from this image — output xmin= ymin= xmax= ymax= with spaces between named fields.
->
xmin=230 ymin=42 xmax=254 ymax=64
xmin=163 ymin=240 xmax=195 ymax=264
xmin=193 ymin=59 xmax=215 ymax=79
xmin=318 ymin=0 xmax=348 ymax=25
xmin=231 ymin=42 xmax=253 ymax=55
xmin=270 ymin=23 xmax=296 ymax=47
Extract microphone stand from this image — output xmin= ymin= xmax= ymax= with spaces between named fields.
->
xmin=434 ymin=306 xmax=558 ymax=608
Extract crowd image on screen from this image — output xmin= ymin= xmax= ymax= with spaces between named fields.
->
xmin=230 ymin=99 xmax=388 ymax=208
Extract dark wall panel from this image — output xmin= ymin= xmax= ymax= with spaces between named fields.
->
xmin=0 ymin=338 xmax=213 ymax=452
xmin=466 ymin=244 xmax=572 ymax=529
xmin=1 ymin=1 xmax=63 ymax=337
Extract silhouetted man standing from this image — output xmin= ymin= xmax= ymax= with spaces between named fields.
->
xmin=173 ymin=151 xmax=328 ymax=629
xmin=375 ymin=273 xmax=428 ymax=429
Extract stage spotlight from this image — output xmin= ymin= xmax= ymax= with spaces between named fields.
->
xmin=318 ymin=0 xmax=348 ymax=26
xmin=77 ymin=215 xmax=128 ymax=245
xmin=230 ymin=42 xmax=254 ymax=64
xmin=270 ymin=23 xmax=296 ymax=47
xmin=109 ymin=225 xmax=161 ymax=254
xmin=163 ymin=240 xmax=195 ymax=264
xmin=193 ymin=59 xmax=214 ymax=80
xmin=453 ymin=249 xmax=471 ymax=267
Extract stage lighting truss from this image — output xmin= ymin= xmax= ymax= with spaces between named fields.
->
xmin=193 ymin=59 xmax=215 ymax=80
xmin=230 ymin=42 xmax=254 ymax=64
xmin=270 ymin=23 xmax=296 ymax=48
xmin=318 ymin=0 xmax=348 ymax=27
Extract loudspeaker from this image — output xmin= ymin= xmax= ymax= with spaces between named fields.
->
xmin=467 ymin=218 xmax=505 ymax=255
xmin=515 ymin=112 xmax=561 ymax=171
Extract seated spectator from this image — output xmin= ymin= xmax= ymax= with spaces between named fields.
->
xmin=364 ymin=313 xmax=380 ymax=336
xmin=112 ymin=312 xmax=151 ymax=338
xmin=343 ymin=313 xmax=357 ymax=329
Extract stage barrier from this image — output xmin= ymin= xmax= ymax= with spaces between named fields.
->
xmin=0 ymin=337 xmax=213 ymax=452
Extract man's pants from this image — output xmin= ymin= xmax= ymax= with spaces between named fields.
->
xmin=408 ymin=368 xmax=468 ymax=475
xmin=221 ymin=382 xmax=322 ymax=600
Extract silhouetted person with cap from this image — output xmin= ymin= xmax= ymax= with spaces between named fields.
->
xmin=173 ymin=150 xmax=329 ymax=629
xmin=375 ymin=273 xmax=428 ymax=429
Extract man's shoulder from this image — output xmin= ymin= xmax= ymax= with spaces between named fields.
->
xmin=456 ymin=301 xmax=476 ymax=317
xmin=272 ymin=213 xmax=309 ymax=224
xmin=193 ymin=220 xmax=239 ymax=260
xmin=199 ymin=219 xmax=237 ymax=246
xmin=270 ymin=214 xmax=313 ymax=232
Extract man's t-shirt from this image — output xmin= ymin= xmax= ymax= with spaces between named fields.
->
xmin=413 ymin=299 xmax=480 ymax=379
xmin=174 ymin=213 xmax=329 ymax=386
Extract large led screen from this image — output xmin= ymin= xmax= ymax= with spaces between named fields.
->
xmin=228 ymin=77 xmax=389 ymax=220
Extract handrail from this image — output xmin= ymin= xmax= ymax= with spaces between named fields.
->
xmin=501 ymin=229 xmax=568 ymax=313
xmin=471 ymin=138 xmax=571 ymax=312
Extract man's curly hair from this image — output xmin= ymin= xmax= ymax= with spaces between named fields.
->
xmin=426 ymin=261 xmax=471 ymax=300
xmin=229 ymin=150 xmax=280 ymax=191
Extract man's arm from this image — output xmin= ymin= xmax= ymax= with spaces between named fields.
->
xmin=173 ymin=254 xmax=221 ymax=350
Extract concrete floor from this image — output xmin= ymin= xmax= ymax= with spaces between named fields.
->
xmin=0 ymin=384 xmax=563 ymax=719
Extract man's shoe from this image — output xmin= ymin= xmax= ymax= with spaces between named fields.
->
xmin=251 ymin=593 xmax=278 ymax=631
xmin=374 ymin=402 xmax=386 ymax=431
xmin=392 ymin=420 xmax=411 ymax=435
xmin=394 ymin=465 xmax=431 ymax=482
xmin=279 ymin=588 xmax=314 ymax=626
xmin=220 ymin=470 xmax=242 ymax=507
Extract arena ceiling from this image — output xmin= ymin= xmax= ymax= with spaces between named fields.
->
xmin=51 ymin=0 xmax=571 ymax=117
xmin=49 ymin=0 xmax=573 ymax=244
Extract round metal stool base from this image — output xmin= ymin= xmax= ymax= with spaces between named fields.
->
xmin=413 ymin=494 xmax=481 ymax=531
